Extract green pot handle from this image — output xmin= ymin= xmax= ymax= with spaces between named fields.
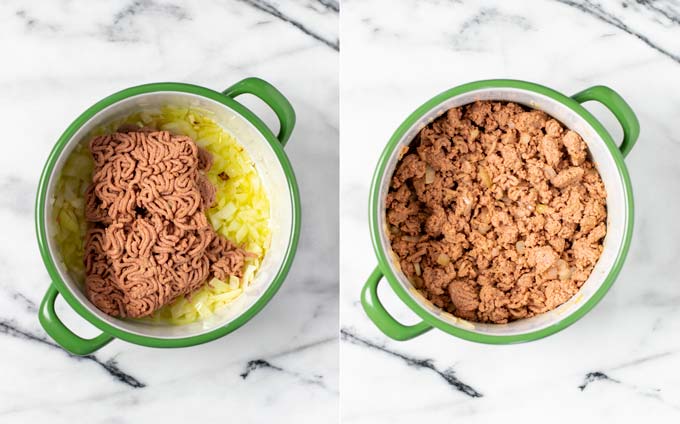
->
xmin=39 ymin=284 xmax=114 ymax=356
xmin=222 ymin=77 xmax=296 ymax=146
xmin=571 ymin=85 xmax=640 ymax=158
xmin=361 ymin=266 xmax=432 ymax=341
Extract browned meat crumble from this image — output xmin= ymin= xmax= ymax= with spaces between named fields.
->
xmin=386 ymin=101 xmax=606 ymax=323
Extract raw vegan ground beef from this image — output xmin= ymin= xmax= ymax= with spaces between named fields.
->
xmin=84 ymin=130 xmax=247 ymax=318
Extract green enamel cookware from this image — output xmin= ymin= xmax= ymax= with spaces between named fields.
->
xmin=36 ymin=78 xmax=300 ymax=355
xmin=362 ymin=79 xmax=639 ymax=344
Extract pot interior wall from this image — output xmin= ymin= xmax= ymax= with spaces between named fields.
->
xmin=45 ymin=92 xmax=293 ymax=338
xmin=378 ymin=88 xmax=627 ymax=336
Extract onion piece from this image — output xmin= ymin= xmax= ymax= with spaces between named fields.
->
xmin=414 ymin=262 xmax=422 ymax=276
xmin=535 ymin=203 xmax=548 ymax=214
xmin=462 ymin=196 xmax=473 ymax=216
xmin=545 ymin=266 xmax=558 ymax=280
xmin=479 ymin=166 xmax=492 ymax=189
xmin=425 ymin=165 xmax=435 ymax=184
xmin=437 ymin=253 xmax=450 ymax=266
xmin=557 ymin=259 xmax=571 ymax=280
xmin=544 ymin=166 xmax=557 ymax=179
xmin=515 ymin=241 xmax=525 ymax=253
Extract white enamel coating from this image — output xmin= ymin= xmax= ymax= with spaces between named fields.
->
xmin=377 ymin=88 xmax=628 ymax=336
xmin=44 ymin=92 xmax=293 ymax=339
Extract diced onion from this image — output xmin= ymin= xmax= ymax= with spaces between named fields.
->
xmin=544 ymin=166 xmax=557 ymax=179
xmin=437 ymin=254 xmax=450 ymax=266
xmin=536 ymin=204 xmax=548 ymax=214
xmin=545 ymin=266 xmax=558 ymax=280
xmin=479 ymin=166 xmax=492 ymax=189
xmin=515 ymin=241 xmax=525 ymax=253
xmin=425 ymin=165 xmax=435 ymax=184
xmin=557 ymin=259 xmax=572 ymax=280
xmin=414 ymin=262 xmax=422 ymax=276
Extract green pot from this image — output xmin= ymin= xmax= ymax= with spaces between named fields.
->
xmin=362 ymin=79 xmax=639 ymax=344
xmin=36 ymin=78 xmax=301 ymax=355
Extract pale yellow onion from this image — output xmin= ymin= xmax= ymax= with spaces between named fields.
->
xmin=557 ymin=259 xmax=572 ymax=280
xmin=425 ymin=165 xmax=435 ymax=184
xmin=545 ymin=266 xmax=558 ymax=280
xmin=479 ymin=166 xmax=492 ymax=189
xmin=544 ymin=166 xmax=557 ymax=179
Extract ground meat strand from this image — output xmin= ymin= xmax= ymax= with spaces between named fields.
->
xmin=84 ymin=130 xmax=246 ymax=318
xmin=386 ymin=101 xmax=607 ymax=324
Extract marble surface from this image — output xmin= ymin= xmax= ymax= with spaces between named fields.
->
xmin=0 ymin=0 xmax=337 ymax=423
xmin=340 ymin=0 xmax=680 ymax=422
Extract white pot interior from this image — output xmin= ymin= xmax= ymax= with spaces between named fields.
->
xmin=378 ymin=87 xmax=628 ymax=336
xmin=45 ymin=91 xmax=294 ymax=339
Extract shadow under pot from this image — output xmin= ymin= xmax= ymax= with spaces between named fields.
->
xmin=362 ymin=79 xmax=639 ymax=344
xmin=36 ymin=78 xmax=301 ymax=355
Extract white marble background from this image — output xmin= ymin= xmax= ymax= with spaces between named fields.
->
xmin=0 ymin=0 xmax=338 ymax=423
xmin=341 ymin=0 xmax=680 ymax=422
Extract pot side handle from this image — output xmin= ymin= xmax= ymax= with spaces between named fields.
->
xmin=571 ymin=85 xmax=640 ymax=158
xmin=222 ymin=77 xmax=296 ymax=147
xmin=39 ymin=284 xmax=114 ymax=356
xmin=361 ymin=266 xmax=432 ymax=341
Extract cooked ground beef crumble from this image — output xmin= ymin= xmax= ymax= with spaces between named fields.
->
xmin=385 ymin=101 xmax=607 ymax=324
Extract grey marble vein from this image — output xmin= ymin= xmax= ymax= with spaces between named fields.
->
xmin=577 ymin=369 xmax=677 ymax=409
xmin=316 ymin=0 xmax=339 ymax=13
xmin=578 ymin=371 xmax=620 ymax=390
xmin=240 ymin=358 xmax=284 ymax=377
xmin=633 ymin=0 xmax=680 ymax=25
xmin=240 ymin=359 xmax=327 ymax=388
xmin=452 ymin=7 xmax=535 ymax=51
xmin=459 ymin=7 xmax=534 ymax=33
xmin=1 ymin=286 xmax=37 ymax=313
xmin=15 ymin=9 xmax=60 ymax=33
xmin=104 ymin=0 xmax=191 ymax=42
xmin=261 ymin=336 xmax=337 ymax=360
xmin=555 ymin=0 xmax=680 ymax=63
xmin=235 ymin=336 xmax=337 ymax=392
xmin=0 ymin=319 xmax=145 ymax=389
xmin=460 ymin=8 xmax=534 ymax=32
xmin=237 ymin=0 xmax=339 ymax=50
xmin=341 ymin=328 xmax=482 ymax=398
xmin=610 ymin=351 xmax=676 ymax=370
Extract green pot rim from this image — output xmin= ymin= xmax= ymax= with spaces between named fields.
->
xmin=35 ymin=82 xmax=301 ymax=348
xmin=369 ymin=79 xmax=635 ymax=344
